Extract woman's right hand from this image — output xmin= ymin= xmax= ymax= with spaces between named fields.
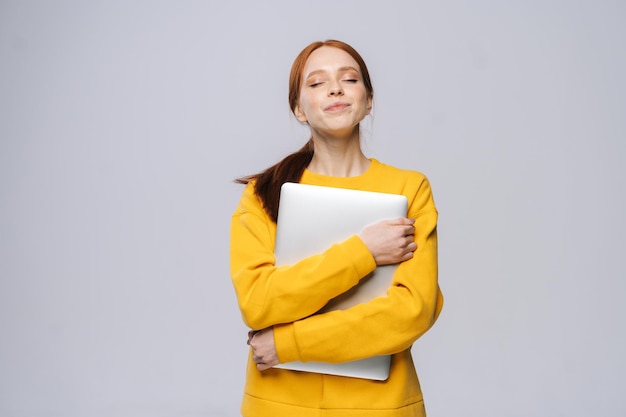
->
xmin=358 ymin=218 xmax=417 ymax=265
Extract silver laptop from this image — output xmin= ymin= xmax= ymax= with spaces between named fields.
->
xmin=272 ymin=182 xmax=408 ymax=380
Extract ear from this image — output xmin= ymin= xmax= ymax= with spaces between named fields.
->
xmin=294 ymin=104 xmax=308 ymax=123
xmin=366 ymin=94 xmax=373 ymax=114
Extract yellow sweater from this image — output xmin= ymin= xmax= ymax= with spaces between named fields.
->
xmin=230 ymin=159 xmax=443 ymax=417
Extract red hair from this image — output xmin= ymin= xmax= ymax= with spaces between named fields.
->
xmin=288 ymin=40 xmax=374 ymax=114
xmin=237 ymin=40 xmax=374 ymax=222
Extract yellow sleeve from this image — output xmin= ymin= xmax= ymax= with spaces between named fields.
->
xmin=230 ymin=183 xmax=377 ymax=330
xmin=273 ymin=176 xmax=443 ymax=364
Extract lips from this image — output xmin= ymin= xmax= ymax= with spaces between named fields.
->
xmin=324 ymin=102 xmax=350 ymax=112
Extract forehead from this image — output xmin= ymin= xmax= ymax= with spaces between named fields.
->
xmin=303 ymin=46 xmax=361 ymax=78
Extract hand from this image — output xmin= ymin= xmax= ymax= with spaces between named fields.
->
xmin=247 ymin=328 xmax=279 ymax=371
xmin=358 ymin=218 xmax=417 ymax=265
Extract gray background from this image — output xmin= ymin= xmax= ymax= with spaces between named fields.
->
xmin=1 ymin=1 xmax=625 ymax=416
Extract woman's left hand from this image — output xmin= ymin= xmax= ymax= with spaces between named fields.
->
xmin=248 ymin=328 xmax=279 ymax=371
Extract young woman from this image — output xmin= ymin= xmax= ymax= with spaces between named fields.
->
xmin=230 ymin=39 xmax=443 ymax=417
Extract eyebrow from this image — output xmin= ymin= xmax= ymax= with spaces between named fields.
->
xmin=304 ymin=66 xmax=361 ymax=80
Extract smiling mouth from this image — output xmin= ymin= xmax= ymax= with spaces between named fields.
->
xmin=325 ymin=103 xmax=350 ymax=112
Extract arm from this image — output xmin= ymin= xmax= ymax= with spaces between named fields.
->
xmin=230 ymin=183 xmax=377 ymax=330
xmin=272 ymin=177 xmax=443 ymax=364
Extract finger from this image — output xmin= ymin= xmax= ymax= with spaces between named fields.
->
xmin=404 ymin=238 xmax=417 ymax=252
xmin=391 ymin=217 xmax=414 ymax=225
xmin=400 ymin=242 xmax=417 ymax=259
xmin=247 ymin=330 xmax=258 ymax=345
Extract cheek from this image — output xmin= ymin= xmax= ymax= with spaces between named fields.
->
xmin=298 ymin=95 xmax=317 ymax=115
xmin=295 ymin=94 xmax=314 ymax=122
xmin=348 ymin=86 xmax=367 ymax=103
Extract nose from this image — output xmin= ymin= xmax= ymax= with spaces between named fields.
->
xmin=328 ymin=83 xmax=344 ymax=96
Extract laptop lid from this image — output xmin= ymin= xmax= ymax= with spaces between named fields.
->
xmin=272 ymin=182 xmax=408 ymax=380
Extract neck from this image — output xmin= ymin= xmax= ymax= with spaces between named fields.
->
xmin=307 ymin=128 xmax=370 ymax=177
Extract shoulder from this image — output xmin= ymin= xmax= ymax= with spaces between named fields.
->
xmin=372 ymin=159 xmax=431 ymax=190
xmin=231 ymin=181 xmax=277 ymax=242
xmin=371 ymin=159 xmax=436 ymax=217
xmin=233 ymin=181 xmax=267 ymax=219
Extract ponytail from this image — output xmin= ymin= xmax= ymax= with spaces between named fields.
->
xmin=236 ymin=139 xmax=314 ymax=223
